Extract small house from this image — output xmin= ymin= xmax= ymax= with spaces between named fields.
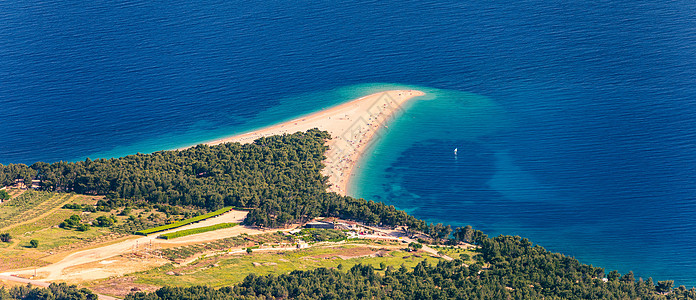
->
xmin=31 ymin=180 xmax=41 ymax=189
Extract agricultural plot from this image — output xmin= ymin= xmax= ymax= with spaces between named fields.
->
xmin=111 ymin=217 xmax=168 ymax=235
xmin=0 ymin=192 xmax=112 ymax=251
xmin=158 ymin=223 xmax=238 ymax=240
xmin=136 ymin=207 xmax=233 ymax=235
xmin=0 ymin=191 xmax=54 ymax=229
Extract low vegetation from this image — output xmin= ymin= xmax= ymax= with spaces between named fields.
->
xmin=125 ymin=242 xmax=440 ymax=289
xmin=0 ymin=191 xmax=63 ymax=229
xmin=158 ymin=223 xmax=238 ymax=240
xmin=128 ymin=235 xmax=696 ymax=299
xmin=298 ymin=228 xmax=347 ymax=242
xmin=136 ymin=207 xmax=233 ymax=235
xmin=160 ymin=232 xmax=293 ymax=261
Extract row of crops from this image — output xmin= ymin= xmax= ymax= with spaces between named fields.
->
xmin=158 ymin=223 xmax=238 ymax=240
xmin=136 ymin=207 xmax=233 ymax=235
xmin=0 ymin=191 xmax=73 ymax=230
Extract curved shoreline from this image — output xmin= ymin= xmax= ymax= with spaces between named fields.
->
xmin=193 ymin=89 xmax=424 ymax=195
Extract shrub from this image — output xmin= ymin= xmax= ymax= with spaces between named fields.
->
xmin=29 ymin=239 xmax=39 ymax=248
xmin=61 ymin=215 xmax=81 ymax=229
xmin=62 ymin=203 xmax=82 ymax=210
xmin=0 ymin=233 xmax=11 ymax=242
xmin=94 ymin=215 xmax=117 ymax=227
xmin=77 ymin=224 xmax=90 ymax=231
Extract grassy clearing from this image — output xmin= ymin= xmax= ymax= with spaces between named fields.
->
xmin=158 ymin=223 xmax=238 ymax=240
xmin=136 ymin=207 xmax=234 ymax=235
xmin=0 ymin=192 xmax=136 ymax=261
xmin=0 ymin=191 xmax=54 ymax=229
xmin=430 ymin=245 xmax=480 ymax=265
xmin=0 ymin=249 xmax=50 ymax=272
xmin=160 ymin=231 xmax=293 ymax=261
xmin=126 ymin=242 xmax=443 ymax=288
xmin=0 ymin=192 xmax=119 ymax=271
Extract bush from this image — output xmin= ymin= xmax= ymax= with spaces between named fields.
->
xmin=61 ymin=215 xmax=81 ymax=229
xmin=0 ymin=233 xmax=11 ymax=242
xmin=77 ymin=224 xmax=90 ymax=231
xmin=62 ymin=203 xmax=82 ymax=210
xmin=29 ymin=239 xmax=39 ymax=248
xmin=119 ymin=207 xmax=132 ymax=216
xmin=94 ymin=215 xmax=117 ymax=227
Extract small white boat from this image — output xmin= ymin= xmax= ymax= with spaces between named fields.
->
xmin=454 ymin=148 xmax=458 ymax=155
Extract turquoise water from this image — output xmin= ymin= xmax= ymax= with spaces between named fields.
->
xmin=2 ymin=0 xmax=695 ymax=287
xmin=351 ymin=86 xmax=696 ymax=287
xmin=82 ymin=83 xmax=416 ymax=160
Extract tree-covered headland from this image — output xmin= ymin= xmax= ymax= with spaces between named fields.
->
xmin=1 ymin=129 xmax=694 ymax=299
xmin=0 ymin=129 xmax=423 ymax=229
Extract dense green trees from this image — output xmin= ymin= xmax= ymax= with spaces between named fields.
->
xmin=3 ymin=129 xmax=695 ymax=299
xmin=1 ymin=130 xmax=423 ymax=230
xmin=0 ymin=164 xmax=36 ymax=187
xmin=0 ymin=282 xmax=97 ymax=300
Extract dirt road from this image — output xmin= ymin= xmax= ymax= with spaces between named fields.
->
xmin=0 ymin=210 xmax=275 ymax=282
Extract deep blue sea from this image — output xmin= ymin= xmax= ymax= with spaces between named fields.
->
xmin=1 ymin=0 xmax=695 ymax=287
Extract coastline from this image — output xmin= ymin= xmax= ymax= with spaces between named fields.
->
xmin=192 ymin=90 xmax=424 ymax=195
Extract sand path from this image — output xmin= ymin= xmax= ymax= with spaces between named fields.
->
xmin=198 ymin=89 xmax=424 ymax=195
xmin=0 ymin=90 xmax=425 ymax=286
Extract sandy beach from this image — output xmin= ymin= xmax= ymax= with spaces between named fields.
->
xmin=199 ymin=90 xmax=424 ymax=195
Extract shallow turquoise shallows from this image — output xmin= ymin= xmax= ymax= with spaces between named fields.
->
xmin=1 ymin=0 xmax=694 ymax=287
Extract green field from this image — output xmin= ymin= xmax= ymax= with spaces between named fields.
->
xmin=0 ymin=191 xmax=59 ymax=229
xmin=0 ymin=192 xmax=119 ymax=271
xmin=0 ymin=193 xmax=116 ymax=250
xmin=158 ymin=223 xmax=238 ymax=240
xmin=124 ymin=243 xmax=447 ymax=288
xmin=136 ymin=207 xmax=234 ymax=235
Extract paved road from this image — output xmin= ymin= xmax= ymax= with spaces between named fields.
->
xmin=0 ymin=275 xmax=120 ymax=300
